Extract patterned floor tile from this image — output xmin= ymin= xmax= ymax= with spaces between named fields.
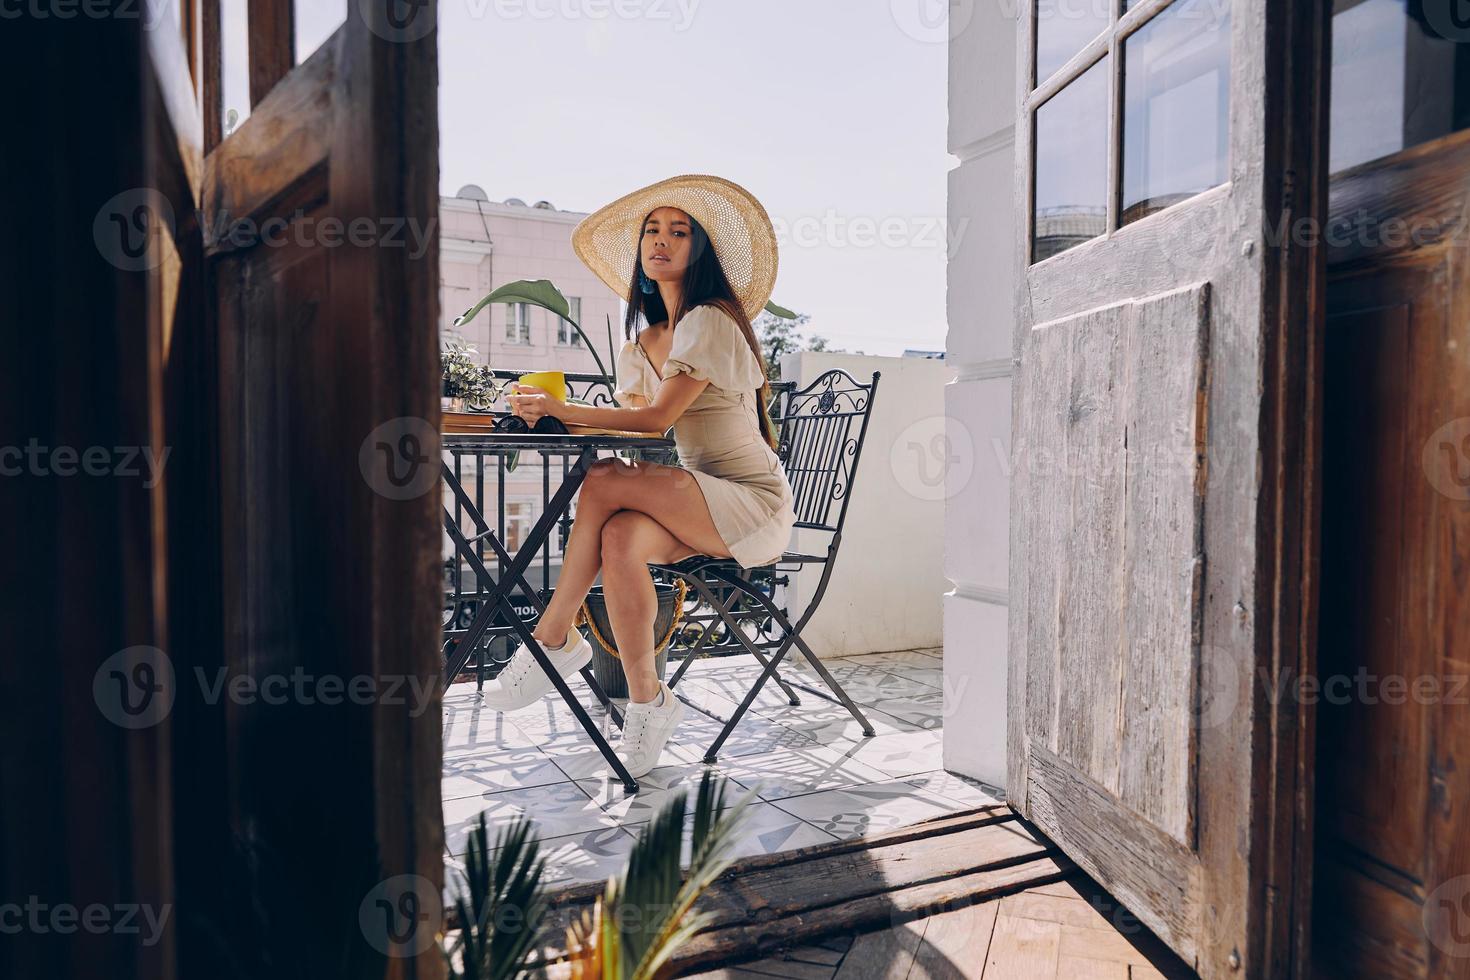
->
xmin=709 ymin=744 xmax=894 ymax=802
xmin=846 ymin=649 xmax=945 ymax=670
xmin=442 ymin=700 xmax=544 ymax=757
xmin=769 ymin=778 xmax=961 ymax=840
xmin=904 ymin=770 xmax=1003 ymax=809
xmin=574 ymin=759 xmax=760 ymax=823
xmin=862 ymin=691 xmax=947 ymax=731
xmin=441 ymin=647 xmax=998 ymax=875
xmin=784 ymin=661 xmax=942 ymax=703
xmin=830 ymin=728 xmax=945 ymax=778
xmin=441 ymin=746 xmax=571 ymax=800
xmin=443 ymin=780 xmax=614 ymax=854
xmin=758 ymin=697 xmax=923 ymax=743
xmin=444 ymin=825 xmax=639 ymax=892
xmin=618 ymin=800 xmax=839 ymax=867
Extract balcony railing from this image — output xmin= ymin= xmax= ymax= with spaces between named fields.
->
xmin=443 ymin=370 xmax=797 ymax=683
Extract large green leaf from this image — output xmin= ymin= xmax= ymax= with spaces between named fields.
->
xmin=764 ymin=300 xmax=800 ymax=320
xmin=455 ymin=278 xmax=613 ymax=384
xmin=455 ymin=279 xmax=574 ymax=328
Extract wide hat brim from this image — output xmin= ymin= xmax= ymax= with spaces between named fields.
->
xmin=572 ymin=175 xmax=778 ymax=322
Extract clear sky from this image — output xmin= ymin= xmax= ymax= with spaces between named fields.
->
xmin=434 ymin=0 xmax=953 ymax=356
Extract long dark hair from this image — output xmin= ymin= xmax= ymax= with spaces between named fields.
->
xmin=624 ymin=211 xmax=779 ymax=452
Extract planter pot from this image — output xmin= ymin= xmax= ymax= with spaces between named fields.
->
xmin=581 ymin=582 xmax=683 ymax=699
xmin=442 ymin=396 xmax=467 ymax=413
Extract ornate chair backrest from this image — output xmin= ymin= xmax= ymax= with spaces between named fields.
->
xmin=774 ymin=369 xmax=881 ymax=534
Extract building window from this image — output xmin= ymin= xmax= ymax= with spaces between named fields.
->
xmin=506 ymin=302 xmax=531 ymax=344
xmin=503 ymin=501 xmax=533 ymax=553
xmin=558 ymin=297 xmax=583 ymax=346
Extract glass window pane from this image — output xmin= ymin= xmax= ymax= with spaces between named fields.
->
xmin=1120 ymin=0 xmax=1231 ymax=226
xmin=1330 ymin=0 xmax=1470 ymax=174
xmin=221 ymin=0 xmax=250 ymax=136
xmin=1033 ymin=57 xmax=1110 ymax=263
xmin=294 ymin=0 xmax=346 ymax=64
xmin=1036 ymin=0 xmax=1111 ymax=85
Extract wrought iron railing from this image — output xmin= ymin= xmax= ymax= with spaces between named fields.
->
xmin=442 ymin=373 xmax=796 ymax=682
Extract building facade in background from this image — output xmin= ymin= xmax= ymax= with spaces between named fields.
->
xmin=440 ymin=186 xmax=625 ymax=373
xmin=439 ymin=187 xmax=626 ymax=581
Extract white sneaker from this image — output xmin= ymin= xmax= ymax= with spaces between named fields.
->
xmin=480 ymin=626 xmax=593 ymax=711
xmin=615 ymin=682 xmax=685 ymax=778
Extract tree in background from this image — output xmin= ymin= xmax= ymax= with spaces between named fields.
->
xmin=755 ymin=309 xmax=850 ymax=381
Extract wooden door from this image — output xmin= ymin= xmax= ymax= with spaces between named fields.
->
xmin=0 ymin=12 xmax=200 ymax=979
xmin=1 ymin=5 xmax=442 ymax=978
xmin=1009 ymin=0 xmax=1328 ymax=975
xmin=1312 ymin=129 xmax=1470 ymax=979
xmin=194 ymin=5 xmax=444 ymax=976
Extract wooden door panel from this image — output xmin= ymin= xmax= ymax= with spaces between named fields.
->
xmin=196 ymin=9 xmax=443 ymax=976
xmin=1022 ymin=284 xmax=1209 ymax=852
xmin=1315 ymin=129 xmax=1470 ymax=979
xmin=1320 ymin=292 xmax=1426 ymax=879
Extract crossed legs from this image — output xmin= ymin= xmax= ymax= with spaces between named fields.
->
xmin=532 ymin=458 xmax=732 ymax=703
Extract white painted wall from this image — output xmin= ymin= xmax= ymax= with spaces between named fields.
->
xmin=778 ymin=351 xmax=952 ymax=660
xmin=944 ymin=3 xmax=1019 ymax=789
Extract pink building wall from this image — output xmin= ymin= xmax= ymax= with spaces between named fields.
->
xmin=439 ymin=188 xmax=630 ymax=572
xmin=439 ymin=189 xmax=627 ymax=380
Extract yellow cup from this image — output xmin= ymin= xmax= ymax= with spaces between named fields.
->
xmin=515 ymin=370 xmax=568 ymax=403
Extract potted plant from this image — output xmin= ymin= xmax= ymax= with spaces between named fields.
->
xmin=442 ymin=339 xmax=498 ymax=413
xmin=444 ymin=772 xmax=754 ymax=980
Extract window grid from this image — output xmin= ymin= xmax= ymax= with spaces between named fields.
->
xmin=1027 ymin=0 xmax=1230 ymax=264
xmin=506 ymin=302 xmax=531 ymax=345
xmin=558 ymin=297 xmax=583 ymax=346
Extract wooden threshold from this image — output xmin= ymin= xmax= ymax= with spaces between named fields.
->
xmin=529 ymin=805 xmax=1080 ymax=978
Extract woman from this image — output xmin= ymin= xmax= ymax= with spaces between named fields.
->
xmin=487 ymin=175 xmax=796 ymax=778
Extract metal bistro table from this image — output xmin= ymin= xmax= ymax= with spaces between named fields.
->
xmin=440 ymin=430 xmax=675 ymax=793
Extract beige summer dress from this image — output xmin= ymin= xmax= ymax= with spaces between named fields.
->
xmin=613 ymin=304 xmax=797 ymax=569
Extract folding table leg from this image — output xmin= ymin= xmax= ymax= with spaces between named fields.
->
xmin=440 ymin=453 xmax=638 ymax=791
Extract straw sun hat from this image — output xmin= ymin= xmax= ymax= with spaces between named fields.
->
xmin=572 ymin=175 xmax=778 ymax=322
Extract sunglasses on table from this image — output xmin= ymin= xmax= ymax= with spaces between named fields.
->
xmin=492 ymin=414 xmax=568 ymax=435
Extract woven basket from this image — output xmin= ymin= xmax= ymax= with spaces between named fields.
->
xmin=579 ymin=581 xmax=686 ymax=699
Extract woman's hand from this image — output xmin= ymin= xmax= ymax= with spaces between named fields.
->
xmin=507 ymin=383 xmax=564 ymax=423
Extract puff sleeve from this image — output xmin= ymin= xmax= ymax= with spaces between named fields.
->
xmin=613 ymin=339 xmax=660 ymax=406
xmin=663 ymin=305 xmax=766 ymax=392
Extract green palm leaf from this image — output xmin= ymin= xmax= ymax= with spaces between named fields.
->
xmin=445 ymin=813 xmax=547 ymax=980
xmin=764 ymin=300 xmax=800 ymax=320
xmin=601 ymin=772 xmax=755 ymax=980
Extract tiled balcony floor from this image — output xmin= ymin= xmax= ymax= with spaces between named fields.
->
xmin=441 ymin=646 xmax=1002 ymax=889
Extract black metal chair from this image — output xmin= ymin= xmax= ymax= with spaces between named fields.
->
xmin=651 ymin=368 xmax=883 ymax=763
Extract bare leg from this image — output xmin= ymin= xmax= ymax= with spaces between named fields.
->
xmin=600 ymin=510 xmax=712 ymax=702
xmin=531 ymin=459 xmax=731 ymax=655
